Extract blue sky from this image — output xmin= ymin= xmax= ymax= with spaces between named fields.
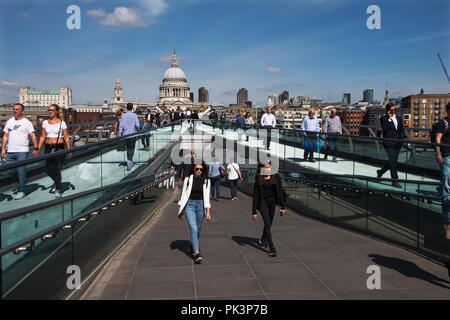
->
xmin=0 ymin=0 xmax=449 ymax=106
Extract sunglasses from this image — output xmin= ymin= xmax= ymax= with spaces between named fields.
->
xmin=48 ymin=109 xmax=56 ymax=112
xmin=195 ymin=168 xmax=203 ymax=171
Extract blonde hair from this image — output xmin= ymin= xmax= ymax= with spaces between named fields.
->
xmin=50 ymin=104 xmax=64 ymax=121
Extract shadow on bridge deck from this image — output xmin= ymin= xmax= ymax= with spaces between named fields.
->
xmin=81 ymin=186 xmax=450 ymax=300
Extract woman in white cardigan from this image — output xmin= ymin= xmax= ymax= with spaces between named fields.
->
xmin=178 ymin=161 xmax=211 ymax=264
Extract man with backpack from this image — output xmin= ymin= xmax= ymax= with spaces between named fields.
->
xmin=434 ymin=103 xmax=450 ymax=187
xmin=436 ymin=103 xmax=450 ymax=278
xmin=209 ymin=157 xmax=225 ymax=201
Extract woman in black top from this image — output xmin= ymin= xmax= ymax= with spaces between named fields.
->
xmin=252 ymin=161 xmax=286 ymax=257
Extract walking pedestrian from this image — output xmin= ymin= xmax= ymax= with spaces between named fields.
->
xmin=377 ymin=103 xmax=405 ymax=188
xmin=441 ymin=170 xmax=450 ymax=277
xmin=261 ymin=108 xmax=276 ymax=150
xmin=301 ymin=109 xmax=320 ymax=162
xmin=434 ymin=103 xmax=450 ymax=190
xmin=236 ymin=112 xmax=245 ymax=141
xmin=209 ymin=157 xmax=225 ymax=200
xmin=227 ymin=159 xmax=242 ymax=200
xmin=322 ymin=108 xmax=342 ymax=162
xmin=114 ymin=109 xmax=123 ymax=137
xmin=36 ymin=104 xmax=71 ymax=198
xmin=191 ymin=110 xmax=199 ymax=131
xmin=1 ymin=103 xmax=39 ymax=200
xmin=245 ymin=112 xmax=255 ymax=142
xmin=251 ymin=161 xmax=286 ymax=257
xmin=177 ymin=162 xmax=211 ymax=264
xmin=118 ymin=103 xmax=140 ymax=171
xmin=140 ymin=117 xmax=151 ymax=150
xmin=220 ymin=112 xmax=226 ymax=134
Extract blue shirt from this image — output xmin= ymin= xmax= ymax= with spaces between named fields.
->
xmin=301 ymin=116 xmax=320 ymax=133
xmin=209 ymin=161 xmax=223 ymax=178
xmin=141 ymin=123 xmax=151 ymax=132
xmin=236 ymin=116 xmax=245 ymax=128
xmin=119 ymin=112 xmax=140 ymax=136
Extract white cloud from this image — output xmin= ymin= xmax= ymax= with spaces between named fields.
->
xmin=138 ymin=0 xmax=168 ymax=17
xmin=263 ymin=67 xmax=282 ymax=73
xmin=101 ymin=7 xmax=148 ymax=27
xmin=1 ymin=81 xmax=21 ymax=89
xmin=87 ymin=9 xmax=107 ymax=18
xmin=88 ymin=0 xmax=168 ymax=27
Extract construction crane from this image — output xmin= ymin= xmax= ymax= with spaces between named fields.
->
xmin=437 ymin=53 xmax=450 ymax=86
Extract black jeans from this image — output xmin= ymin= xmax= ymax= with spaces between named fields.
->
xmin=260 ymin=198 xmax=276 ymax=249
xmin=126 ymin=138 xmax=136 ymax=162
xmin=45 ymin=143 xmax=65 ymax=191
xmin=229 ymin=179 xmax=238 ymax=198
xmin=141 ymin=136 xmax=150 ymax=148
xmin=380 ymin=142 xmax=402 ymax=180
xmin=263 ymin=126 xmax=272 ymax=149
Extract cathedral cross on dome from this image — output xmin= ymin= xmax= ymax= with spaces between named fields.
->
xmin=171 ymin=49 xmax=178 ymax=68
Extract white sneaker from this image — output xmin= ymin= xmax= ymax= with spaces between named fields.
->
xmin=13 ymin=192 xmax=26 ymax=200
xmin=54 ymin=191 xmax=62 ymax=198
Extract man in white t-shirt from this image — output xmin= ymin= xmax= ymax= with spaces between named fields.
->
xmin=227 ymin=161 xmax=242 ymax=200
xmin=1 ymin=103 xmax=38 ymax=199
xmin=260 ymin=108 xmax=277 ymax=150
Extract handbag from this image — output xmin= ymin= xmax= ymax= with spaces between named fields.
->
xmin=315 ymin=138 xmax=324 ymax=153
xmin=219 ymin=164 xmax=226 ymax=177
xmin=51 ymin=121 xmax=63 ymax=153
xmin=304 ymin=136 xmax=313 ymax=151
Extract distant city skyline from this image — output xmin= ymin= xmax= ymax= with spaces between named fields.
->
xmin=0 ymin=0 xmax=449 ymax=106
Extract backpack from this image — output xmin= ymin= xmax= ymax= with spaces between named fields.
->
xmin=430 ymin=119 xmax=448 ymax=144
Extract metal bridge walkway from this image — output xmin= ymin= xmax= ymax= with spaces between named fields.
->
xmin=81 ymin=187 xmax=450 ymax=300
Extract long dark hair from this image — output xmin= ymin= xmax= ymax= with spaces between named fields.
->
xmin=255 ymin=161 xmax=278 ymax=185
xmin=189 ymin=161 xmax=209 ymax=184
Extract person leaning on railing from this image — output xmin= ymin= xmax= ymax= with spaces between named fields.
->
xmin=322 ymin=108 xmax=342 ymax=163
xmin=301 ymin=108 xmax=320 ymax=163
xmin=36 ymin=104 xmax=71 ymax=198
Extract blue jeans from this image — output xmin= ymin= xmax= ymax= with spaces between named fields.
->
xmin=185 ymin=199 xmax=205 ymax=253
xmin=324 ymin=135 xmax=340 ymax=158
xmin=6 ymin=152 xmax=28 ymax=193
xmin=210 ymin=175 xmax=221 ymax=198
xmin=439 ymin=155 xmax=450 ymax=187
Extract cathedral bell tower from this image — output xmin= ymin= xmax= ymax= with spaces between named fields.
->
xmin=113 ymin=78 xmax=124 ymax=104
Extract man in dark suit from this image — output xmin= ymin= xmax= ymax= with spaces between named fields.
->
xmin=377 ymin=103 xmax=405 ymax=188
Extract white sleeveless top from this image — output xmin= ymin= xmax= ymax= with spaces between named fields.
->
xmin=43 ymin=120 xmax=67 ymax=138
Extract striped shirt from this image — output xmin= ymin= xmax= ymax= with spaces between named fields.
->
xmin=323 ymin=116 xmax=342 ymax=134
